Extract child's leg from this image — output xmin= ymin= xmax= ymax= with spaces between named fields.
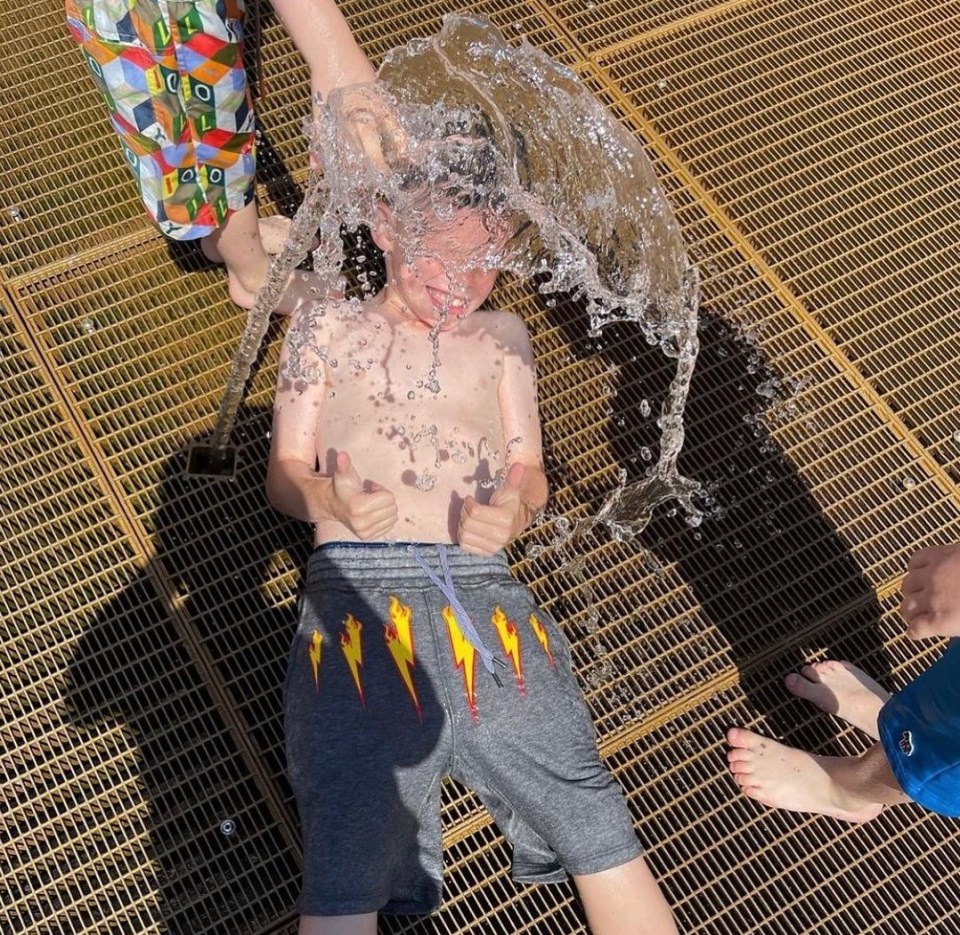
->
xmin=727 ymin=729 xmax=908 ymax=821
xmin=201 ymin=202 xmax=322 ymax=314
xmin=200 ymin=201 xmax=271 ymax=309
xmin=573 ymin=855 xmax=678 ymax=935
xmin=299 ymin=913 xmax=376 ymax=935
xmin=785 ymin=660 xmax=890 ymax=739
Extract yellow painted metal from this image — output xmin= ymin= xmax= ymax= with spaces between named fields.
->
xmin=3 ymin=0 xmax=960 ymax=933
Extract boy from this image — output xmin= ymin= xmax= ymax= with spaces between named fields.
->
xmin=65 ymin=0 xmax=374 ymax=310
xmin=727 ymin=542 xmax=960 ymax=822
xmin=267 ymin=152 xmax=678 ymax=933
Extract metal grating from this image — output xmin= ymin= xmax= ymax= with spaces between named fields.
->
xmin=3 ymin=0 xmax=960 ymax=933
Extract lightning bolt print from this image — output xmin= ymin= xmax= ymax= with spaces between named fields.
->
xmin=340 ymin=614 xmax=365 ymax=706
xmin=443 ymin=606 xmax=478 ymax=721
xmin=308 ymin=630 xmax=323 ymax=692
xmin=384 ymin=596 xmax=422 ymax=722
xmin=528 ymin=613 xmax=556 ymax=670
xmin=492 ymin=606 xmax=525 ymax=693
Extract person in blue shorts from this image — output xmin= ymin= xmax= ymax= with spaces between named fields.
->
xmin=727 ymin=542 xmax=960 ymax=822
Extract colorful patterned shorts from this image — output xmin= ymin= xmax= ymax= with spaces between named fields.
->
xmin=66 ymin=0 xmax=256 ymax=241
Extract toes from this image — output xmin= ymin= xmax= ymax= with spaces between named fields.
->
xmin=786 ymin=672 xmax=817 ymax=701
xmin=727 ymin=727 xmax=764 ymax=750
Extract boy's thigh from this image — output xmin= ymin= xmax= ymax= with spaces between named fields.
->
xmin=448 ymin=581 xmax=642 ymax=879
xmin=284 ymin=586 xmax=451 ymax=913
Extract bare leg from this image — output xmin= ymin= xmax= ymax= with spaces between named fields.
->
xmin=785 ymin=660 xmax=890 ymax=740
xmin=298 ymin=913 xmax=377 ymax=935
xmin=200 ymin=202 xmax=320 ymax=314
xmin=726 ymin=728 xmax=909 ymax=822
xmin=574 ymin=854 xmax=678 ymax=935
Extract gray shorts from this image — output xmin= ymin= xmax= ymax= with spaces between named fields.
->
xmin=284 ymin=543 xmax=642 ymax=916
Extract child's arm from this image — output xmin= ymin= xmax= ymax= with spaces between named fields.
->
xmin=901 ymin=543 xmax=960 ymax=639
xmin=458 ymin=313 xmax=548 ymax=556
xmin=269 ymin=0 xmax=376 ymax=97
xmin=266 ymin=311 xmax=398 ymax=539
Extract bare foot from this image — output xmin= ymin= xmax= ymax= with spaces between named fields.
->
xmin=785 ymin=660 xmax=890 ymax=740
xmin=726 ymin=728 xmax=884 ymax=823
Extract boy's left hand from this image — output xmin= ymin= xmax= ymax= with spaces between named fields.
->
xmin=458 ymin=463 xmax=528 ymax=556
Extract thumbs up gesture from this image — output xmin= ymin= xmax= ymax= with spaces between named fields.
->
xmin=331 ymin=451 xmax=398 ymax=540
xmin=458 ymin=463 xmax=528 ymax=556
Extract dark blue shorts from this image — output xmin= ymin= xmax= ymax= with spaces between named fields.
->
xmin=878 ymin=639 xmax=960 ymax=818
xmin=283 ymin=543 xmax=642 ymax=916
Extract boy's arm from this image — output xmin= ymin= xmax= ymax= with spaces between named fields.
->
xmin=266 ymin=309 xmax=397 ymax=538
xmin=269 ymin=0 xmax=376 ymax=98
xmin=458 ymin=314 xmax=547 ymax=555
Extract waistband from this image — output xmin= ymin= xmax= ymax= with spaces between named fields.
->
xmin=306 ymin=542 xmax=511 ymax=589
xmin=306 ymin=542 xmax=511 ymax=682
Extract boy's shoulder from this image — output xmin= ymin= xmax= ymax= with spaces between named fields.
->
xmin=474 ymin=308 xmax=532 ymax=345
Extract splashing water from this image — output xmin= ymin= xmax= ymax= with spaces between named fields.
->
xmin=216 ymin=14 xmax=700 ymax=533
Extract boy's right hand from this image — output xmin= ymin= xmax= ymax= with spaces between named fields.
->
xmin=331 ymin=451 xmax=398 ymax=539
xmin=900 ymin=543 xmax=960 ymax=639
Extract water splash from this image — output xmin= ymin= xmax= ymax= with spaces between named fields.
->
xmin=214 ymin=14 xmax=700 ymax=532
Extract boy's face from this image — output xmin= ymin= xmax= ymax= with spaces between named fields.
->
xmin=377 ymin=206 xmax=508 ymax=332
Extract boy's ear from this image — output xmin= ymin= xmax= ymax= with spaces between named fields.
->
xmin=371 ymin=203 xmax=395 ymax=252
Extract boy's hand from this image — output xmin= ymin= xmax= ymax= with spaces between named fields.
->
xmin=900 ymin=543 xmax=960 ymax=639
xmin=331 ymin=451 xmax=398 ymax=539
xmin=458 ymin=463 xmax=529 ymax=556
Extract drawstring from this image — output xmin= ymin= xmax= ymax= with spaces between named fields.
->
xmin=409 ymin=545 xmax=505 ymax=687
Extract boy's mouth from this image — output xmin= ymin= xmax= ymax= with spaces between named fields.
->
xmin=427 ymin=287 xmax=467 ymax=314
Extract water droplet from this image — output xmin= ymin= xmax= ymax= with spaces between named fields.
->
xmin=219 ymin=819 xmax=236 ymax=836
xmin=901 ymin=476 xmax=917 ymax=490
xmin=81 ymin=318 xmax=97 ymax=334
xmin=407 ymin=390 xmax=416 ymax=399
xmin=8 ymin=205 xmax=23 ymax=221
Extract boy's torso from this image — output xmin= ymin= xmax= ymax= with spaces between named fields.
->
xmin=297 ymin=300 xmax=524 ymax=545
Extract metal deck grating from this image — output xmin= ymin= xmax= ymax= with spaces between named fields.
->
xmin=4 ymin=0 xmax=960 ymax=932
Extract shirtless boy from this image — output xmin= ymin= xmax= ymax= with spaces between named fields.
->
xmin=267 ymin=169 xmax=678 ymax=933
xmin=727 ymin=542 xmax=960 ymax=823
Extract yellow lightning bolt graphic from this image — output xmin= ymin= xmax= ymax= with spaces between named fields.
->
xmin=528 ymin=613 xmax=556 ymax=670
xmin=384 ymin=596 xmax=422 ymax=722
xmin=443 ymin=606 xmax=478 ymax=721
xmin=492 ymin=606 xmax=525 ymax=693
xmin=308 ymin=630 xmax=323 ymax=692
xmin=340 ymin=614 xmax=365 ymax=706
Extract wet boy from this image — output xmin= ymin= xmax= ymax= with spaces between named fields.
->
xmin=267 ymin=174 xmax=678 ymax=932
xmin=728 ymin=542 xmax=960 ymax=823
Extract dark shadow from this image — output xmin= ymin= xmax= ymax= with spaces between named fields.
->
xmin=63 ymin=406 xmax=443 ymax=932
xmin=541 ymin=293 xmax=892 ymax=744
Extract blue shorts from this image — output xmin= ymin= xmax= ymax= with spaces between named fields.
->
xmin=878 ymin=639 xmax=960 ymax=818
xmin=283 ymin=543 xmax=642 ymax=916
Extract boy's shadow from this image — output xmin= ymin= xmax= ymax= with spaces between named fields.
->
xmin=544 ymin=295 xmax=891 ymax=744
xmin=64 ymin=405 xmax=442 ymax=932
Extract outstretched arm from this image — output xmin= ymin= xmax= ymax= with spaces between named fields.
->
xmin=269 ymin=0 xmax=376 ymax=98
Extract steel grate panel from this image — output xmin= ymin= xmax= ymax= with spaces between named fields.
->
xmin=4 ymin=0 xmax=960 ymax=933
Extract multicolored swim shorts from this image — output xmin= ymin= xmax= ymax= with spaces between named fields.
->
xmin=284 ymin=542 xmax=642 ymax=916
xmin=65 ymin=0 xmax=256 ymax=240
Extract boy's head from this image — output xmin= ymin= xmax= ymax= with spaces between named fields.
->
xmin=371 ymin=131 xmax=526 ymax=332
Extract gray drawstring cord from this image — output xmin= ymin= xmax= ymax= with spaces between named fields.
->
xmin=409 ymin=544 xmax=505 ymax=687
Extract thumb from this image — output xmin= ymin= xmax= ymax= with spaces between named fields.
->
xmin=503 ymin=462 xmax=526 ymax=489
xmin=333 ymin=451 xmax=362 ymax=493
xmin=490 ymin=463 xmax=525 ymax=506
